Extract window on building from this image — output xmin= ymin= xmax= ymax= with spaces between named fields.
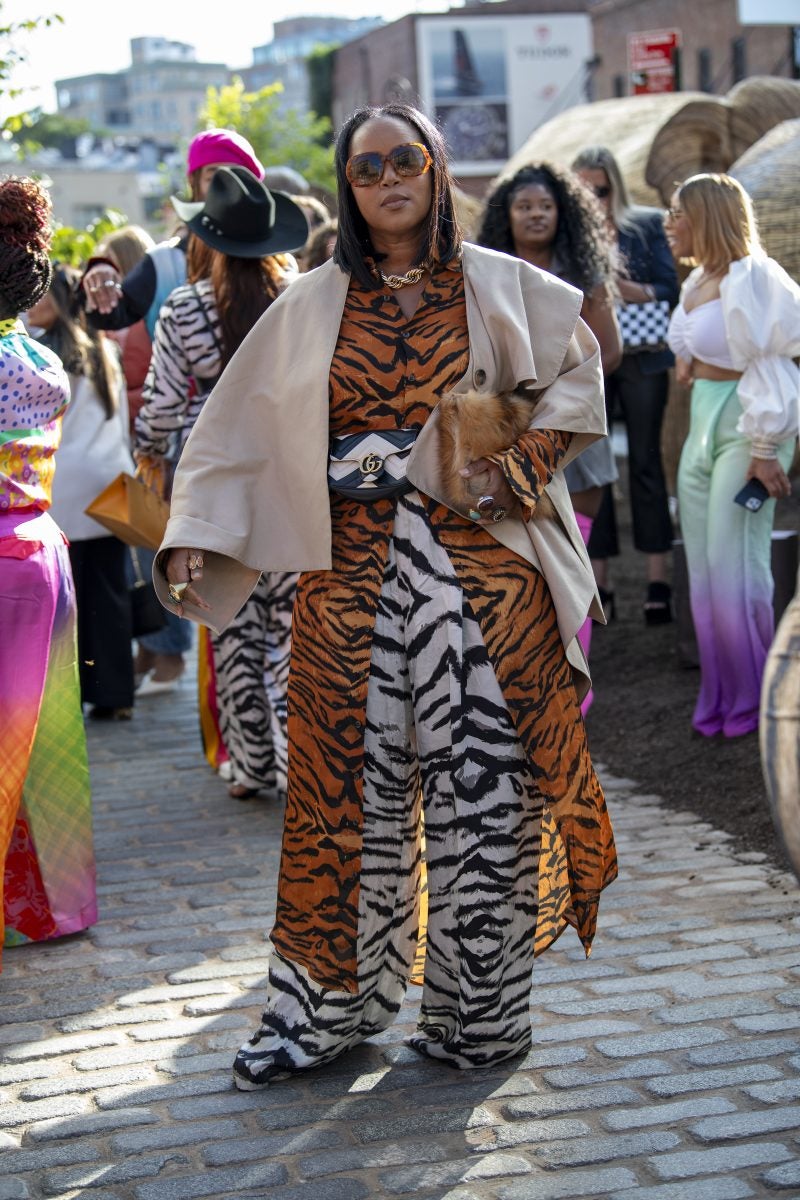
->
xmin=697 ymin=48 xmax=712 ymax=92
xmin=74 ymin=204 xmax=104 ymax=226
xmin=732 ymin=37 xmax=746 ymax=83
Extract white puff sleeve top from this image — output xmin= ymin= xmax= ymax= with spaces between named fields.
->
xmin=721 ymin=254 xmax=800 ymax=455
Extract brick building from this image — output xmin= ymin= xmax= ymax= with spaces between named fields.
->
xmin=590 ymin=0 xmax=795 ymax=99
xmin=330 ymin=0 xmax=796 ymax=189
xmin=56 ymin=38 xmax=229 ymax=141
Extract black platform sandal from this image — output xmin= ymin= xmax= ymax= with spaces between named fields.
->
xmin=644 ymin=581 xmax=672 ymax=625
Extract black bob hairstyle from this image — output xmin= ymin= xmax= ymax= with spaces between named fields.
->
xmin=332 ymin=103 xmax=462 ymax=289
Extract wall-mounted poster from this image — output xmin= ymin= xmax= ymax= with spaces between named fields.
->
xmin=416 ymin=14 xmax=594 ymax=175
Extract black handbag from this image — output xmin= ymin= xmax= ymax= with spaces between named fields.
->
xmin=129 ymin=547 xmax=166 ymax=638
xmin=328 ymin=428 xmax=418 ymax=501
xmin=615 ymin=299 xmax=671 ymax=352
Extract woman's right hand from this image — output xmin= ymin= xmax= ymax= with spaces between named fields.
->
xmin=165 ymin=547 xmax=211 ymax=614
xmin=675 ymin=356 xmax=694 ymax=387
xmin=83 ymin=264 xmax=123 ymax=313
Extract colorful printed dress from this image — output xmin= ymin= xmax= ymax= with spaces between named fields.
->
xmin=233 ymin=262 xmax=616 ymax=1085
xmin=0 ymin=319 xmax=96 ymax=963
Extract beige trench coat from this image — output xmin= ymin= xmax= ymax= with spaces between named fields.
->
xmin=155 ymin=241 xmax=607 ymax=692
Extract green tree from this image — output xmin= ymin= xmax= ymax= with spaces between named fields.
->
xmin=307 ymin=44 xmax=338 ymax=131
xmin=0 ymin=4 xmax=63 ymax=138
xmin=49 ymin=209 xmax=128 ymax=267
xmin=198 ymin=78 xmax=335 ymax=195
xmin=16 ymin=110 xmax=95 ymax=155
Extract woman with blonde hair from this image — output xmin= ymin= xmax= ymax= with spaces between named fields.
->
xmin=666 ymin=172 xmax=800 ymax=738
xmin=572 ymin=145 xmax=679 ymax=624
xmin=97 ymin=225 xmax=155 ymax=433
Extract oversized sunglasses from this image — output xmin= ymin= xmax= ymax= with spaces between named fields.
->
xmin=346 ymin=142 xmax=433 ymax=188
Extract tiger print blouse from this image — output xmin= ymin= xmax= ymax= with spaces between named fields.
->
xmin=271 ymin=259 xmax=617 ymax=993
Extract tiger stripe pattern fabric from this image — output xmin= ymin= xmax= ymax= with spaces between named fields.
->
xmin=234 ymin=495 xmax=545 ymax=1085
xmin=236 ymin=260 xmax=616 ymax=1084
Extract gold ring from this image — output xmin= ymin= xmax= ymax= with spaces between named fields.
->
xmin=187 ymin=553 xmax=204 ymax=571
xmin=168 ymin=582 xmax=189 ymax=603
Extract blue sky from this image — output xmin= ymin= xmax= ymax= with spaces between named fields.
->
xmin=2 ymin=0 xmax=460 ymax=116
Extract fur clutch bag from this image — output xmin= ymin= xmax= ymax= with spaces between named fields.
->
xmin=437 ymin=389 xmax=555 ymax=520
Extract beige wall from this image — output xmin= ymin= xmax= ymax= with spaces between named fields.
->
xmin=15 ymin=165 xmax=150 ymax=232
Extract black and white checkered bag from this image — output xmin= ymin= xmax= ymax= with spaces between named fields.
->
xmin=615 ymin=299 xmax=671 ymax=352
xmin=328 ymin=427 xmax=417 ymax=501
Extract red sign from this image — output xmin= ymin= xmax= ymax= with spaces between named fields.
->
xmin=628 ymin=29 xmax=681 ymax=94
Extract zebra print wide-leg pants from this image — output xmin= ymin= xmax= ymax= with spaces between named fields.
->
xmin=233 ymin=496 xmax=543 ymax=1087
xmin=212 ymin=571 xmax=297 ymax=792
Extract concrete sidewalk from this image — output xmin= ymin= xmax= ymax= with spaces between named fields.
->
xmin=2 ymin=665 xmax=800 ymax=1200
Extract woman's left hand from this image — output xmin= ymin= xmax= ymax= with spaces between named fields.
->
xmin=459 ymin=458 xmax=516 ymax=524
xmin=165 ymin=546 xmax=211 ymax=613
xmin=747 ymin=456 xmax=792 ymax=500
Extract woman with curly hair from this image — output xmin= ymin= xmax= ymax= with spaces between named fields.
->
xmin=0 ymin=177 xmax=96 ymax=966
xmin=477 ymin=163 xmax=621 ymax=375
xmin=477 ymin=161 xmax=621 ymax=710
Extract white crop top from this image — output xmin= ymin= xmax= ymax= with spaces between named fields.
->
xmin=667 ymin=299 xmax=735 ymax=371
xmin=667 ymin=256 xmax=800 ymax=453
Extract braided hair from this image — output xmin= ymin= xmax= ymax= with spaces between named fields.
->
xmin=476 ymin=162 xmax=615 ymax=295
xmin=0 ymin=176 xmax=53 ymax=318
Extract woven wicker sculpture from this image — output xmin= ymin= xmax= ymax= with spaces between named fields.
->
xmin=496 ymin=91 xmax=702 ymax=206
xmin=492 ymin=77 xmax=800 ymax=212
xmin=730 ymin=118 xmax=800 ymax=284
xmin=645 ymin=77 xmax=800 ymax=202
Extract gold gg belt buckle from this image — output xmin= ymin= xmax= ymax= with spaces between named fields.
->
xmin=359 ymin=452 xmax=384 ymax=476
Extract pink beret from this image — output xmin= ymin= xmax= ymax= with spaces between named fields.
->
xmin=186 ymin=129 xmax=265 ymax=181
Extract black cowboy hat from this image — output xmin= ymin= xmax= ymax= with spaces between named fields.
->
xmin=171 ymin=165 xmax=309 ymax=258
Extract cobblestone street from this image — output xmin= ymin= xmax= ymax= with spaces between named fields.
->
xmin=2 ymin=667 xmax=800 ymax=1200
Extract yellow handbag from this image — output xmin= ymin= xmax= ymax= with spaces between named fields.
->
xmin=84 ymin=458 xmax=169 ymax=551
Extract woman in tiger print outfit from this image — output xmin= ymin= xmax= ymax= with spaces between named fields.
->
xmin=159 ymin=104 xmax=617 ymax=1087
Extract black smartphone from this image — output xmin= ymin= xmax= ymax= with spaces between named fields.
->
xmin=734 ymin=478 xmax=770 ymax=512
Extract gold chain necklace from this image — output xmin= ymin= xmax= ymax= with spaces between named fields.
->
xmin=379 ymin=266 xmax=426 ymax=289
